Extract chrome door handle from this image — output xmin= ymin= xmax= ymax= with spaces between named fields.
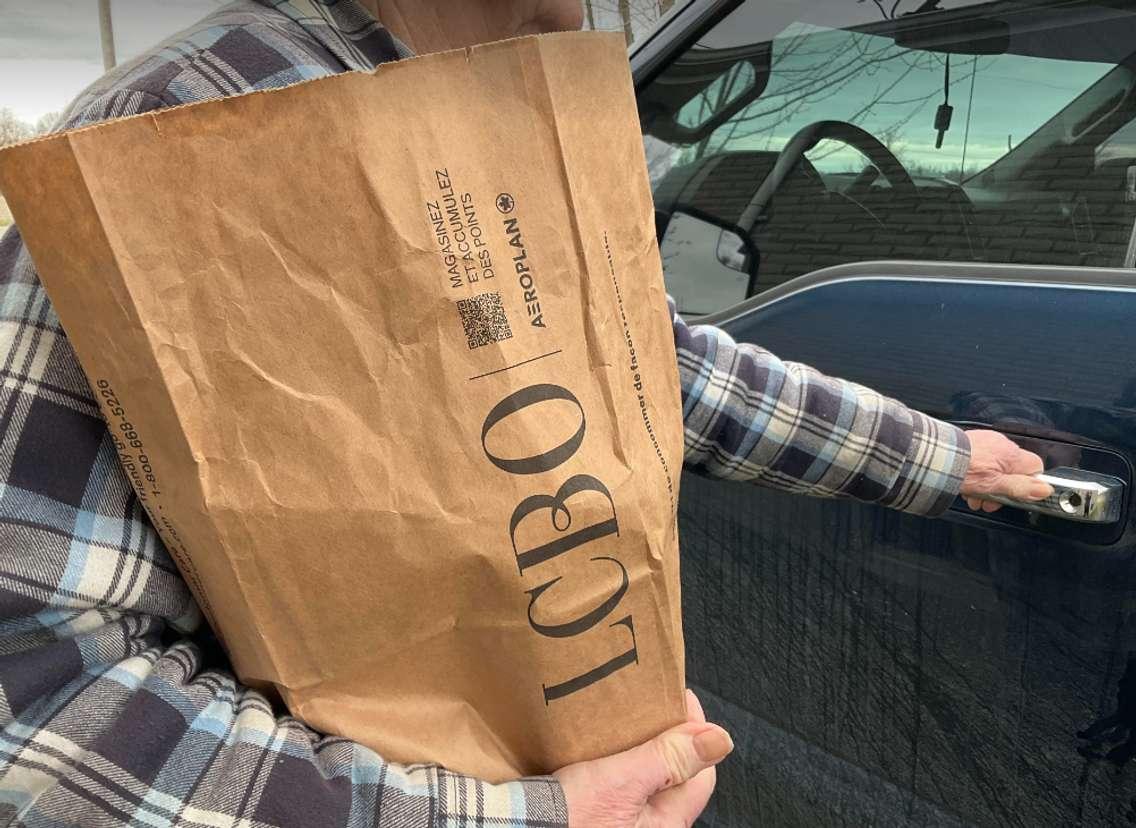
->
xmin=987 ymin=467 xmax=1125 ymax=524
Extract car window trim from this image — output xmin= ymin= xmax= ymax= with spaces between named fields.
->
xmin=630 ymin=0 xmax=742 ymax=89
xmin=695 ymin=259 xmax=1136 ymax=327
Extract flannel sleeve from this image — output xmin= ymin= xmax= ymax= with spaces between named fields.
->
xmin=673 ymin=299 xmax=971 ymax=516
xmin=0 ymin=161 xmax=565 ymax=828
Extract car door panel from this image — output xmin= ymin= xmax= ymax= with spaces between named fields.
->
xmin=681 ymin=262 xmax=1136 ymax=826
xmin=631 ymin=1 xmax=1136 ymax=823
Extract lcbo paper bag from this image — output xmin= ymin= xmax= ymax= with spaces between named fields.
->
xmin=0 ymin=31 xmax=686 ymax=781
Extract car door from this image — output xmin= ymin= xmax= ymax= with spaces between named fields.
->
xmin=632 ymin=1 xmax=1136 ymax=825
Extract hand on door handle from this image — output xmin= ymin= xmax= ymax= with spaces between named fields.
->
xmin=960 ymin=429 xmax=1053 ymax=512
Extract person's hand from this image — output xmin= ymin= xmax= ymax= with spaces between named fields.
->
xmin=554 ymin=689 xmax=732 ymax=827
xmin=961 ymin=429 xmax=1053 ymax=512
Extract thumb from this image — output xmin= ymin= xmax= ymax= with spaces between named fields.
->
xmin=616 ymin=721 xmax=734 ymax=797
xmin=998 ymin=473 xmax=1053 ymax=501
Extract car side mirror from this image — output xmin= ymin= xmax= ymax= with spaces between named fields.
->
xmin=658 ymin=208 xmax=758 ymax=317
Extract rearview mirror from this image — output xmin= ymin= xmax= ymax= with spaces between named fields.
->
xmin=639 ymin=43 xmax=771 ymax=145
xmin=658 ymin=208 xmax=758 ymax=317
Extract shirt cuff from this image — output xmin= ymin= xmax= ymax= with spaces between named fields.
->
xmin=878 ymin=412 xmax=971 ymax=517
xmin=438 ymin=772 xmax=567 ymax=827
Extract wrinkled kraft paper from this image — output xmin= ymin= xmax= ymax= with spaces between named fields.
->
xmin=0 ymin=31 xmax=686 ymax=781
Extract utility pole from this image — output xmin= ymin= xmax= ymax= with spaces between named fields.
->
xmin=618 ymin=0 xmax=633 ymax=44
xmin=98 ymin=0 xmax=116 ymax=70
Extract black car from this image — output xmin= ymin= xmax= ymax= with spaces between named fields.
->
xmin=634 ymin=1 xmax=1136 ymax=825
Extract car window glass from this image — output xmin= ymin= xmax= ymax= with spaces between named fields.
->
xmin=641 ymin=0 xmax=1136 ymax=316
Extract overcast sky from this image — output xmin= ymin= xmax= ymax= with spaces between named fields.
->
xmin=0 ymin=1 xmax=649 ymax=125
xmin=0 ymin=0 xmax=225 ymax=123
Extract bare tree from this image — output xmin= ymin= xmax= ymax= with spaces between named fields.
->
xmin=0 ymin=109 xmax=32 ymax=148
xmin=584 ymin=0 xmax=597 ymax=30
xmin=584 ymin=0 xmax=669 ymax=42
xmin=34 ymin=112 xmax=62 ymax=136
xmin=0 ymin=109 xmax=31 ymax=227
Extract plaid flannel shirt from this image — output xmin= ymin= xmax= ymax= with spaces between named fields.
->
xmin=675 ymin=300 xmax=970 ymax=514
xmin=0 ymin=1 xmax=970 ymax=825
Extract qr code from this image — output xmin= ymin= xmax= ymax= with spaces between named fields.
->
xmin=457 ymin=291 xmax=513 ymax=349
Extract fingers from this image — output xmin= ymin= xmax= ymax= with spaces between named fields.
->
xmin=967 ymin=496 xmax=1003 ymax=512
xmin=685 ymin=688 xmax=706 ymax=724
xmin=967 ymin=473 xmax=1052 ymax=514
xmin=648 ymin=766 xmax=717 ymax=826
xmin=961 ymin=431 xmax=1048 ymax=497
xmin=1011 ymin=448 xmax=1045 ymax=476
xmin=1001 ymin=473 xmax=1053 ymax=501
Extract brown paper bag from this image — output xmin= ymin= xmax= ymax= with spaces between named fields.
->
xmin=0 ymin=31 xmax=685 ymax=781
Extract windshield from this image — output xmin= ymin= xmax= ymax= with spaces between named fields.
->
xmin=642 ymin=0 xmax=1136 ymax=315
xmin=692 ymin=22 xmax=1109 ymax=181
